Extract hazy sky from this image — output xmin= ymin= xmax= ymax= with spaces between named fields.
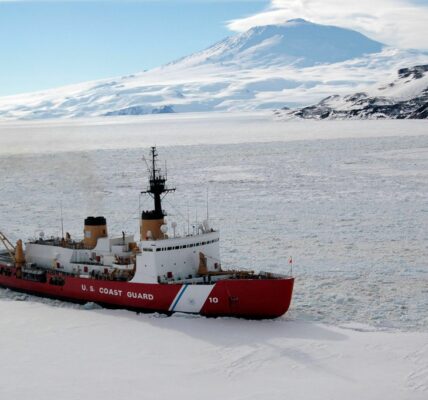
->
xmin=1 ymin=0 xmax=427 ymax=96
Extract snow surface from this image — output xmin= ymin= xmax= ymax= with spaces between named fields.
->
xmin=0 ymin=115 xmax=427 ymax=398
xmin=0 ymin=19 xmax=427 ymax=119
xmin=0 ymin=301 xmax=427 ymax=400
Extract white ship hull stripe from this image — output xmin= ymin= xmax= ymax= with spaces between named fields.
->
xmin=170 ymin=284 xmax=214 ymax=313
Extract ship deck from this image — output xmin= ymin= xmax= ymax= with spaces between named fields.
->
xmin=29 ymin=238 xmax=85 ymax=249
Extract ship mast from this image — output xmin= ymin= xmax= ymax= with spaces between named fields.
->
xmin=140 ymin=147 xmax=175 ymax=240
xmin=141 ymin=147 xmax=175 ymax=219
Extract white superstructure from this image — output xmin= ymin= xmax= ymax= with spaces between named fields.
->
xmin=25 ymin=228 xmax=221 ymax=284
xmin=134 ymin=230 xmax=220 ymax=283
xmin=25 ymin=234 xmax=136 ymax=276
xmin=24 ymin=147 xmax=223 ymax=285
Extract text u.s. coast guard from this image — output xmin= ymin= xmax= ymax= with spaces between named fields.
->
xmin=81 ymin=284 xmax=154 ymax=300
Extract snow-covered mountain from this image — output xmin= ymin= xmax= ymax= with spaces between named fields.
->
xmin=169 ymin=19 xmax=383 ymax=68
xmin=0 ymin=18 xmax=427 ymax=120
xmin=276 ymin=64 xmax=428 ymax=119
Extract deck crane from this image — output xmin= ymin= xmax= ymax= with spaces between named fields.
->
xmin=0 ymin=231 xmax=16 ymax=261
xmin=0 ymin=231 xmax=25 ymax=267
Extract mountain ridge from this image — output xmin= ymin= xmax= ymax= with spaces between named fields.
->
xmin=0 ymin=19 xmax=426 ymax=120
xmin=275 ymin=64 xmax=428 ymax=119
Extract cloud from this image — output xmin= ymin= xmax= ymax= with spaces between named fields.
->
xmin=227 ymin=0 xmax=428 ymax=50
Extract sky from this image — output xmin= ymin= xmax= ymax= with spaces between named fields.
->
xmin=0 ymin=1 xmax=269 ymax=96
xmin=0 ymin=0 xmax=427 ymax=97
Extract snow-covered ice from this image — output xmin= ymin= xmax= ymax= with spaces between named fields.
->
xmin=0 ymin=114 xmax=427 ymax=399
xmin=0 ymin=301 xmax=427 ymax=400
xmin=0 ymin=112 xmax=426 ymax=155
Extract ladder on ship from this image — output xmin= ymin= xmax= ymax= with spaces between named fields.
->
xmin=0 ymin=231 xmax=15 ymax=261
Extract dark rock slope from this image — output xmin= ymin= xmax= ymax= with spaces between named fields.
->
xmin=277 ymin=65 xmax=428 ymax=119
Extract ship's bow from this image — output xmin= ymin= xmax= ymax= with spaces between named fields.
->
xmin=201 ymin=277 xmax=294 ymax=319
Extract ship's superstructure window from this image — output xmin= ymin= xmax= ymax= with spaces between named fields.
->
xmin=141 ymin=238 xmax=219 ymax=253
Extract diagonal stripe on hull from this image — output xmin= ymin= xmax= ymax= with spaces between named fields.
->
xmin=169 ymin=284 xmax=189 ymax=312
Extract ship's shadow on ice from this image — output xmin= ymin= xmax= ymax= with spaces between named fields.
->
xmin=140 ymin=312 xmax=355 ymax=383
xmin=95 ymin=309 xmax=353 ymax=382
xmin=97 ymin=309 xmax=348 ymax=344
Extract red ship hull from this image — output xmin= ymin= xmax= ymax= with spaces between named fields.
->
xmin=0 ymin=267 xmax=294 ymax=319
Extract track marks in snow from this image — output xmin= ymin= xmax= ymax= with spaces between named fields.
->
xmin=406 ymin=344 xmax=428 ymax=393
